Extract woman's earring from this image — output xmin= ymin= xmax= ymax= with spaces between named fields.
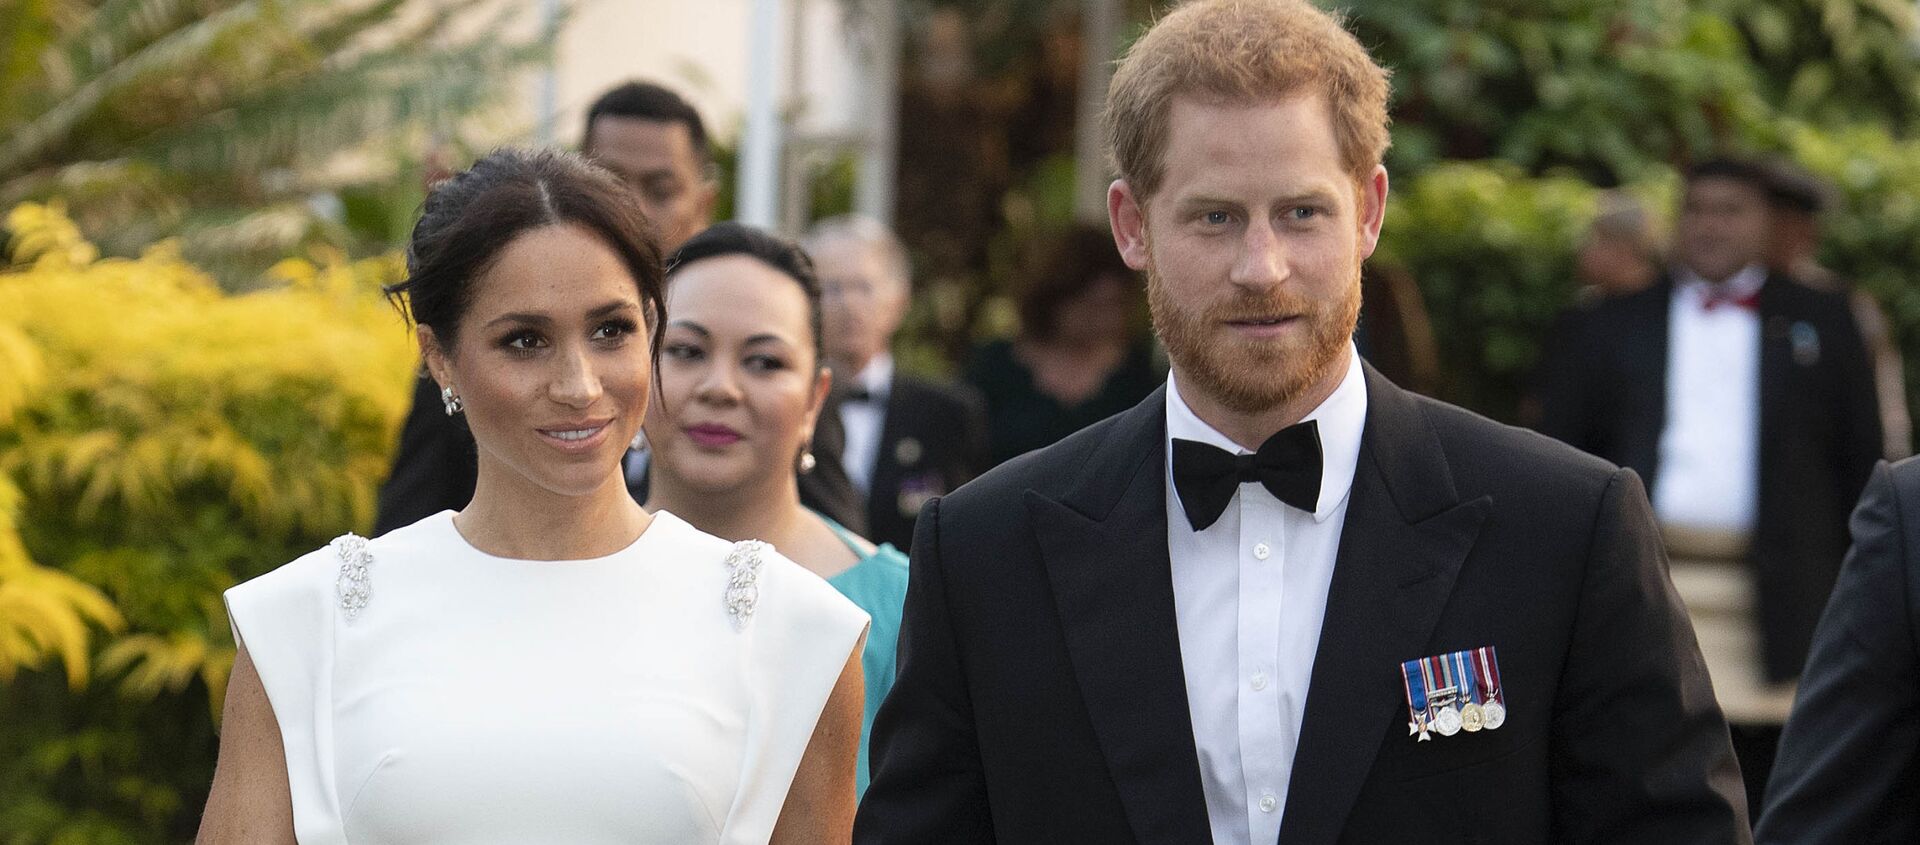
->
xmin=797 ymin=450 xmax=817 ymax=474
xmin=629 ymin=430 xmax=648 ymax=452
xmin=441 ymin=386 xmax=463 ymax=416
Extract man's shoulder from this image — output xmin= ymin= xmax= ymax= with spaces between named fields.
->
xmin=1405 ymin=389 xmax=1626 ymax=499
xmin=943 ymin=408 xmax=1139 ymax=509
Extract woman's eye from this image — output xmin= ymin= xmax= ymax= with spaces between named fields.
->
xmin=745 ymin=354 xmax=787 ymax=372
xmin=593 ymin=319 xmax=636 ymax=341
xmin=662 ymin=343 xmax=701 ymax=360
xmin=502 ymin=331 xmax=544 ymax=351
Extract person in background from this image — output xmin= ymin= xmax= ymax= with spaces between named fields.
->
xmin=1534 ymin=157 xmax=1882 ymax=816
xmin=1762 ymin=161 xmax=1910 ymax=460
xmin=1576 ymin=192 xmax=1663 ymax=301
xmin=199 ymin=150 xmax=866 ymax=843
xmin=803 ymin=215 xmax=989 ymax=551
xmin=1756 ymin=457 xmax=1920 ymax=843
xmin=965 ymin=224 xmax=1163 ymax=466
xmin=642 ymin=223 xmax=908 ymax=800
xmin=374 ymin=81 xmax=867 ymax=537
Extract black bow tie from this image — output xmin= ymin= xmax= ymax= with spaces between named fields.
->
xmin=844 ymin=387 xmax=877 ymax=403
xmin=1172 ymin=421 xmax=1323 ymax=531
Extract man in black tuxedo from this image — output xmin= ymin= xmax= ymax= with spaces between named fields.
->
xmin=1534 ymin=159 xmax=1881 ymax=810
xmin=374 ymin=81 xmax=865 ymax=535
xmin=1756 ymin=457 xmax=1920 ymax=842
xmin=804 ymin=215 xmax=988 ymax=549
xmin=855 ymin=1 xmax=1746 ymax=842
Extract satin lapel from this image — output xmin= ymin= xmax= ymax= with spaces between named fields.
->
xmin=1278 ymin=367 xmax=1491 ymax=845
xmin=1025 ymin=386 xmax=1212 ymax=844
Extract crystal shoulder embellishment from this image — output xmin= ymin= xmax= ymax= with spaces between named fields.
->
xmin=332 ymin=533 xmax=374 ymax=620
xmin=724 ymin=539 xmax=769 ymax=631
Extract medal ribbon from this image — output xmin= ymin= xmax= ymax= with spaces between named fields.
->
xmin=1476 ymin=646 xmax=1503 ymax=702
xmin=1400 ymin=659 xmax=1428 ymax=718
xmin=1453 ymin=650 xmax=1478 ymax=706
xmin=1434 ymin=654 xmax=1456 ymax=702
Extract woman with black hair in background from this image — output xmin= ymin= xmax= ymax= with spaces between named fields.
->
xmin=197 ymin=150 xmax=867 ymax=844
xmin=643 ymin=223 xmax=909 ymax=801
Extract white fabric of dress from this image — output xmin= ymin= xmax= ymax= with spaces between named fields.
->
xmin=223 ymin=510 xmax=869 ymax=845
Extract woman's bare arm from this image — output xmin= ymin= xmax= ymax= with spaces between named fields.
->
xmin=773 ymin=630 xmax=868 ymax=844
xmin=195 ymin=641 xmax=296 ymax=844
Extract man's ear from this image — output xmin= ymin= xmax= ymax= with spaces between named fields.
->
xmin=1357 ymin=164 xmax=1389 ymax=260
xmin=1108 ymin=179 xmax=1151 ymax=271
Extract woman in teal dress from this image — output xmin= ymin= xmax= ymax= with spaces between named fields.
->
xmin=641 ymin=222 xmax=907 ymax=797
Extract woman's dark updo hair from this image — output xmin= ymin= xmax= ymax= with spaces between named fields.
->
xmin=666 ymin=222 xmax=824 ymax=369
xmin=384 ymin=148 xmax=667 ymax=358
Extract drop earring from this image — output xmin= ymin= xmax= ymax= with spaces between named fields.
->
xmin=797 ymin=450 xmax=817 ymax=474
xmin=441 ymin=386 xmax=463 ymax=415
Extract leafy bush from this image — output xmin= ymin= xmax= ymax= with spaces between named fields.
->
xmin=0 ymin=203 xmax=415 ymax=842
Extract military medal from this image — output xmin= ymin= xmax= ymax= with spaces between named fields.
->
xmin=1473 ymin=646 xmax=1506 ymax=731
xmin=1452 ymin=650 xmax=1484 ymax=732
xmin=1399 ymin=658 xmax=1432 ymax=741
xmin=1422 ymin=656 xmax=1462 ymax=737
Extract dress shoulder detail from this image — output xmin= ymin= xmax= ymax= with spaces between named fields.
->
xmin=724 ymin=539 xmax=770 ymax=631
xmin=332 ymin=532 xmax=374 ymax=620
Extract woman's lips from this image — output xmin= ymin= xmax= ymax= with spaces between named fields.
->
xmin=536 ymin=421 xmax=611 ymax=454
xmin=686 ymin=424 xmax=743 ymax=448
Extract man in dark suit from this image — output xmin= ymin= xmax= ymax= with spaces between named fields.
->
xmin=1756 ymin=458 xmax=1920 ymax=842
xmin=804 ymin=215 xmax=988 ymax=549
xmin=1533 ymin=158 xmax=1882 ymax=810
xmin=374 ymin=81 xmax=865 ymax=536
xmin=855 ymin=1 xmax=1747 ymax=842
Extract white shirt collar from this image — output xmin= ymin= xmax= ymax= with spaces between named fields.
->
xmin=849 ymin=353 xmax=894 ymax=398
xmin=1165 ymin=342 xmax=1368 ymax=524
xmin=1675 ymin=262 xmax=1766 ymax=300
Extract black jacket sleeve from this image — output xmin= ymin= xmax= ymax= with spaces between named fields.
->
xmin=1757 ymin=461 xmax=1920 ymax=844
xmin=854 ymin=496 xmax=995 ymax=843
xmin=1549 ymin=468 xmax=1752 ymax=842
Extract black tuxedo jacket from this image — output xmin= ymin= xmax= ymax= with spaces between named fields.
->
xmin=372 ymin=373 xmax=868 ymax=536
xmin=1533 ymin=274 xmax=1881 ymax=682
xmin=856 ymin=365 xmax=1747 ymax=844
xmin=841 ymin=375 xmax=989 ymax=550
xmin=1757 ymin=458 xmax=1920 ymax=843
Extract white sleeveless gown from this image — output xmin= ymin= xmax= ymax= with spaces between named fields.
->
xmin=224 ymin=510 xmax=869 ymax=844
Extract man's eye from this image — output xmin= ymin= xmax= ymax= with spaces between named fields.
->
xmin=1204 ymin=211 xmax=1231 ymax=225
xmin=1288 ymin=207 xmax=1319 ymax=221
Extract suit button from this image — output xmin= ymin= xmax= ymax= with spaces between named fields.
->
xmin=1259 ymin=792 xmax=1277 ymax=813
xmin=1253 ymin=542 xmax=1271 ymax=560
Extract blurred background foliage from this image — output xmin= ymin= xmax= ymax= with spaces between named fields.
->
xmin=0 ymin=0 xmax=1917 ymax=840
xmin=0 ymin=0 xmax=557 ymax=288
xmin=0 ymin=203 xmax=415 ymax=841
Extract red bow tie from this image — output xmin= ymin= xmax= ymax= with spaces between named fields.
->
xmin=1701 ymin=287 xmax=1759 ymax=311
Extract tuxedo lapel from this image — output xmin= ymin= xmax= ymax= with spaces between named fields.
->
xmin=1278 ymin=366 xmax=1491 ymax=844
xmin=1755 ymin=275 xmax=1793 ymax=479
xmin=1025 ymin=386 xmax=1212 ymax=843
xmin=868 ymin=379 xmax=909 ymax=521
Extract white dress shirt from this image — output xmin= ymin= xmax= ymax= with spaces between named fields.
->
xmin=839 ymin=354 xmax=893 ymax=496
xmin=1652 ymin=265 xmax=1763 ymax=533
xmin=1164 ymin=344 xmax=1367 ymax=845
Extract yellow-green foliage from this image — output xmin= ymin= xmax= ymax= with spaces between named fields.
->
xmin=0 ymin=202 xmax=417 ymax=839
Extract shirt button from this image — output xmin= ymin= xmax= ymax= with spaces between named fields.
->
xmin=1259 ymin=792 xmax=1277 ymax=813
xmin=1251 ymin=672 xmax=1269 ymax=691
xmin=1253 ymin=542 xmax=1271 ymax=560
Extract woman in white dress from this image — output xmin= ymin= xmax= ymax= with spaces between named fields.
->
xmin=195 ymin=148 xmax=870 ymax=844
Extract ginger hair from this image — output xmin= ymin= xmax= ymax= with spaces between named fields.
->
xmin=1105 ymin=0 xmax=1392 ymax=202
